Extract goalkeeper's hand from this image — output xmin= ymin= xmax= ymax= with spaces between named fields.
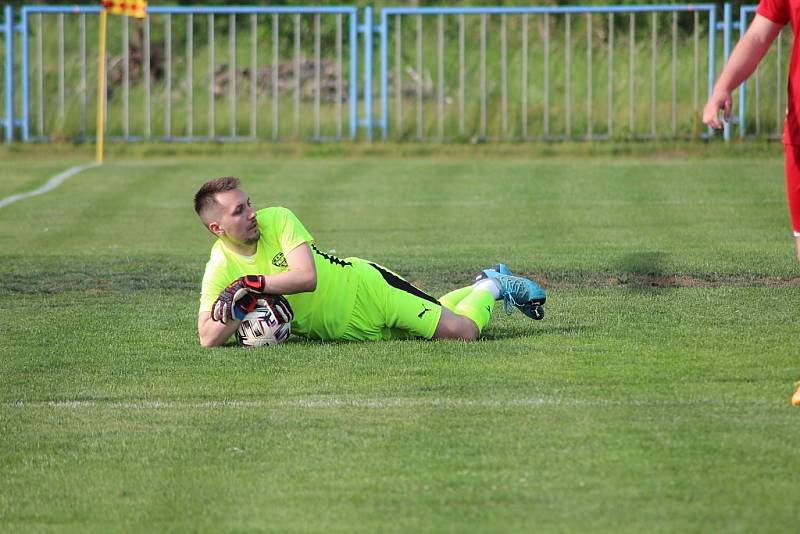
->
xmin=258 ymin=295 xmax=294 ymax=325
xmin=211 ymin=275 xmax=269 ymax=324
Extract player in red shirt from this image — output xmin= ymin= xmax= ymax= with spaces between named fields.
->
xmin=703 ymin=0 xmax=800 ymax=263
xmin=703 ymin=0 xmax=800 ymax=406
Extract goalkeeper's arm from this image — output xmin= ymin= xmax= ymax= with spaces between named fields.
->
xmin=197 ymin=243 xmax=316 ymax=347
xmin=198 ymin=311 xmax=241 ymax=348
xmin=255 ymin=242 xmax=317 ymax=295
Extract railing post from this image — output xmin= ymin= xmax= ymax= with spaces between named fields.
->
xmin=723 ymin=2 xmax=732 ymax=142
xmin=3 ymin=5 xmax=13 ymax=143
xmin=349 ymin=10 xmax=358 ymax=140
xmin=707 ymin=6 xmax=716 ymax=140
xmin=20 ymin=7 xmax=28 ymax=142
xmin=738 ymin=5 xmax=747 ymax=139
xmin=379 ymin=9 xmax=388 ymax=140
xmin=360 ymin=6 xmax=373 ymax=140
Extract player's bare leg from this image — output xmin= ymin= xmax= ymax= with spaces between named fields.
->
xmin=432 ymin=308 xmax=480 ymax=341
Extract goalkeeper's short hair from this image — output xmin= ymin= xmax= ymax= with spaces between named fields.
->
xmin=194 ymin=177 xmax=241 ymax=221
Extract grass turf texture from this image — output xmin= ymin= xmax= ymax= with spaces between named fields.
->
xmin=1 ymin=147 xmax=799 ymax=532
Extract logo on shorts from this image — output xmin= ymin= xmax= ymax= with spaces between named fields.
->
xmin=272 ymin=252 xmax=288 ymax=268
xmin=418 ymin=305 xmax=431 ymax=318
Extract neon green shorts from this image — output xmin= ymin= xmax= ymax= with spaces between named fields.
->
xmin=341 ymin=259 xmax=442 ymax=341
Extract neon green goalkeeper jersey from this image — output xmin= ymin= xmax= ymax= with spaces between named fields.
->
xmin=199 ymin=207 xmax=358 ymax=340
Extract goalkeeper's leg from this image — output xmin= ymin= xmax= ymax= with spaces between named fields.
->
xmin=439 ymin=286 xmax=472 ymax=311
xmin=439 ymin=285 xmax=496 ymax=335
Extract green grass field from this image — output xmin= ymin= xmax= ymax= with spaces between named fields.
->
xmin=1 ymin=143 xmax=799 ymax=532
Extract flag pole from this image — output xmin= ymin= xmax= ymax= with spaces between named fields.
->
xmin=95 ymin=8 xmax=107 ymax=164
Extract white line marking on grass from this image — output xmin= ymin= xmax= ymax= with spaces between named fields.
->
xmin=0 ymin=162 xmax=99 ymax=209
xmin=4 ymin=396 xmax=772 ymax=410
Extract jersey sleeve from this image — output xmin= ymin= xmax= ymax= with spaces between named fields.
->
xmin=198 ymin=247 xmax=230 ymax=313
xmin=272 ymin=207 xmax=314 ymax=253
xmin=756 ymin=0 xmax=790 ymax=26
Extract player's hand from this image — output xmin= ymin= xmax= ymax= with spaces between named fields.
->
xmin=211 ymin=275 xmax=269 ymax=324
xmin=259 ymin=295 xmax=294 ymax=325
xmin=702 ymin=89 xmax=732 ymax=130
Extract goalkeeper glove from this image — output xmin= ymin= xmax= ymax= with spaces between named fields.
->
xmin=257 ymin=295 xmax=294 ymax=325
xmin=211 ymin=275 xmax=269 ymax=324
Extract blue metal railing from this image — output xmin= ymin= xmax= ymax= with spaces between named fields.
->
xmin=17 ymin=5 xmax=359 ymax=143
xmin=376 ymin=4 xmax=720 ymax=141
xmin=142 ymin=5 xmax=360 ymax=142
xmin=20 ymin=6 xmax=102 ymax=143
xmin=739 ymin=5 xmax=756 ymax=140
xmin=0 ymin=3 xmax=773 ymax=143
xmin=729 ymin=5 xmax=788 ymax=141
xmin=361 ymin=6 xmax=374 ymax=140
xmin=722 ymin=2 xmax=732 ymax=141
xmin=2 ymin=5 xmax=15 ymax=143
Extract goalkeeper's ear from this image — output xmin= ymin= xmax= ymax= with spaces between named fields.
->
xmin=197 ymin=201 xmax=224 ymax=236
xmin=208 ymin=221 xmax=225 ymax=237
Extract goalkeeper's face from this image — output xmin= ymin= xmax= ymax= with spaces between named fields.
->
xmin=213 ymin=188 xmax=260 ymax=245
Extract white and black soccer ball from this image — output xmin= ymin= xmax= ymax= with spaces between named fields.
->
xmin=235 ymin=300 xmax=292 ymax=347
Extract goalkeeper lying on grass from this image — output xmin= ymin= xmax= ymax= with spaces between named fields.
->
xmin=194 ymin=177 xmax=546 ymax=347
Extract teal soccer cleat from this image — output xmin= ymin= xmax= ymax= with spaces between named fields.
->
xmin=475 ymin=263 xmax=546 ymax=320
xmin=474 ymin=263 xmax=513 ymax=281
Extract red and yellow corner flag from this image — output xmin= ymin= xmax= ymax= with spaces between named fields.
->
xmin=95 ymin=0 xmax=147 ymax=164
xmin=101 ymin=0 xmax=147 ymax=19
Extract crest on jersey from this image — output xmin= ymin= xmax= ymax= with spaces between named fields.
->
xmin=272 ymin=252 xmax=288 ymax=268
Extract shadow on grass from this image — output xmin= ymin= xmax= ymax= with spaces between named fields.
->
xmin=618 ymin=251 xmax=667 ymax=275
xmin=613 ymin=251 xmax=680 ymax=293
xmin=481 ymin=324 xmax=585 ymax=340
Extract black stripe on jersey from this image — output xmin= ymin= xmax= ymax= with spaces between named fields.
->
xmin=368 ymin=262 xmax=441 ymax=306
xmin=311 ymin=244 xmax=352 ymax=267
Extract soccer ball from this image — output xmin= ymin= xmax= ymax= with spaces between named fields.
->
xmin=235 ymin=300 xmax=292 ymax=347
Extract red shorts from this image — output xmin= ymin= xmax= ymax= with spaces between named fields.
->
xmin=783 ymin=144 xmax=800 ymax=236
